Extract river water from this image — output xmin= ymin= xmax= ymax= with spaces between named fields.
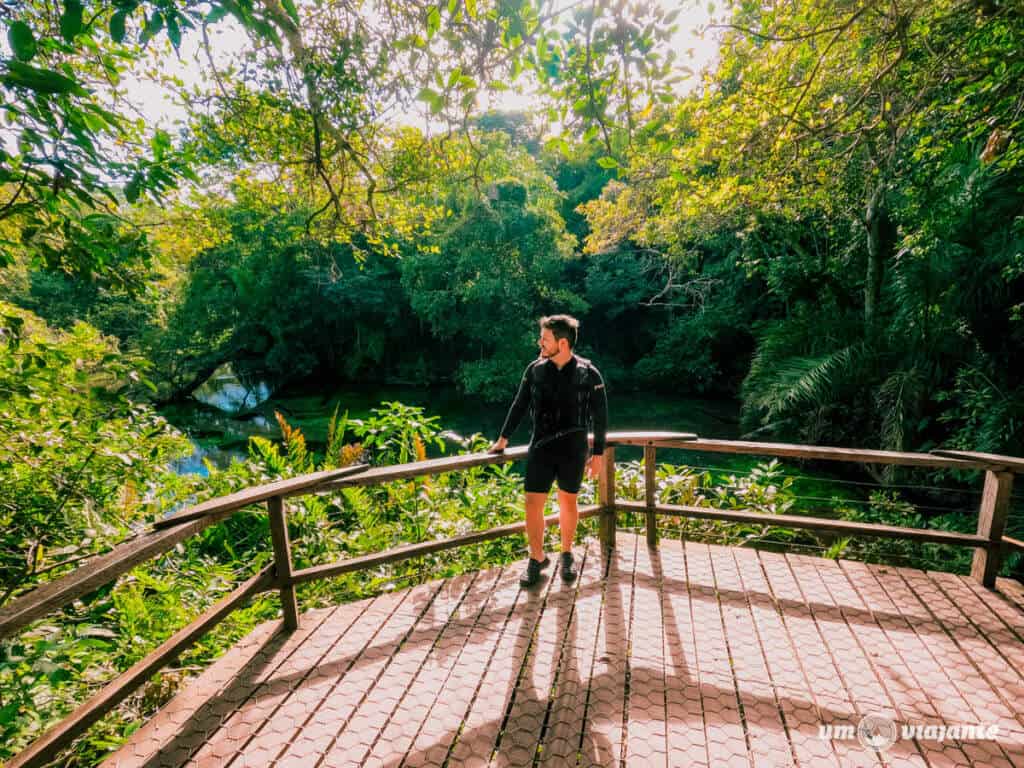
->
xmin=160 ymin=382 xmax=743 ymax=475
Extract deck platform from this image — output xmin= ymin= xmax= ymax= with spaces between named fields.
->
xmin=102 ymin=534 xmax=1024 ymax=767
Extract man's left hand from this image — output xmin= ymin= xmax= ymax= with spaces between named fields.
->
xmin=587 ymin=453 xmax=604 ymax=479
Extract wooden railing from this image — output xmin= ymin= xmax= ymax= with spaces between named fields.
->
xmin=1 ymin=431 xmax=1021 ymax=768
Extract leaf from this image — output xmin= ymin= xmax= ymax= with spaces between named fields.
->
xmin=81 ymin=108 xmax=110 ymax=132
xmin=416 ymin=86 xmax=444 ymax=114
xmin=206 ymin=5 xmax=230 ymax=23
xmin=8 ymin=21 xmax=36 ymax=62
xmin=48 ymin=667 xmax=73 ymax=685
xmin=545 ymin=136 xmax=571 ymax=159
xmin=595 ymin=155 xmax=619 ymax=169
xmin=465 ymin=0 xmax=477 ymax=18
xmin=60 ymin=0 xmax=84 ymax=41
xmin=281 ymin=0 xmax=300 ymax=25
xmin=425 ymin=6 xmax=441 ymax=39
xmin=124 ymin=173 xmax=142 ymax=203
xmin=0 ymin=702 xmax=19 ymax=725
xmin=2 ymin=61 xmax=84 ymax=95
xmin=535 ymin=32 xmax=548 ymax=64
xmin=110 ymin=9 xmax=128 ymax=42
xmin=166 ymin=15 xmax=181 ymax=49
xmin=140 ymin=10 xmax=163 ymax=44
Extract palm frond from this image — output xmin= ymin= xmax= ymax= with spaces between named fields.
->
xmin=745 ymin=343 xmax=867 ymax=426
xmin=877 ymin=366 xmax=927 ymax=453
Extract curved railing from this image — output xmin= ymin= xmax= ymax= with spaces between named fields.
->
xmin=1 ymin=431 xmax=1021 ymax=768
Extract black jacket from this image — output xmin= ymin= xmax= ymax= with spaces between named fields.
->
xmin=500 ymin=355 xmax=608 ymax=454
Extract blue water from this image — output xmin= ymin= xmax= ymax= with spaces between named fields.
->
xmin=162 ymin=384 xmax=742 ymax=476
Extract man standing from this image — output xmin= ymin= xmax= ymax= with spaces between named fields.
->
xmin=490 ymin=315 xmax=608 ymax=588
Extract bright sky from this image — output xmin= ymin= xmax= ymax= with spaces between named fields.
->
xmin=130 ymin=1 xmax=719 ymax=133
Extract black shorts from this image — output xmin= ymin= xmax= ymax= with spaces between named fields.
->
xmin=524 ymin=432 xmax=589 ymax=494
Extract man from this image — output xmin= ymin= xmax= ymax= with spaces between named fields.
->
xmin=489 ymin=315 xmax=608 ymax=588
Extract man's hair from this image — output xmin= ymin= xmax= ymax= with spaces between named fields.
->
xmin=539 ymin=315 xmax=579 ymax=349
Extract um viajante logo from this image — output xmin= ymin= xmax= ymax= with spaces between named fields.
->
xmin=856 ymin=714 xmax=899 ymax=751
xmin=818 ymin=714 xmax=1001 ymax=753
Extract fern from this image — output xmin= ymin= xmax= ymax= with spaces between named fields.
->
xmin=744 ymin=343 xmax=866 ymax=430
xmin=249 ymin=436 xmax=288 ymax=475
xmin=876 ymin=366 xmax=927 ymax=453
xmin=325 ymin=404 xmax=350 ymax=468
xmin=274 ymin=411 xmax=310 ymax=471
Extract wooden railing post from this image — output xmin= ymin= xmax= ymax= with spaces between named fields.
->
xmin=267 ymin=495 xmax=300 ymax=630
xmin=644 ymin=445 xmax=658 ymax=548
xmin=598 ymin=447 xmax=616 ymax=549
xmin=972 ymin=470 xmax=1014 ymax=588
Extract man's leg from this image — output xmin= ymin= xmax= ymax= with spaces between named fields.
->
xmin=554 ymin=442 xmax=587 ymax=584
xmin=556 ymin=489 xmax=579 ymax=553
xmin=520 ymin=450 xmax=555 ymax=588
xmin=524 ymin=491 xmax=549 ymax=561
xmin=555 ymin=489 xmax=580 ymax=583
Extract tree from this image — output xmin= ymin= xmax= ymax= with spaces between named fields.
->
xmin=535 ymin=0 xmax=681 ymax=160
xmin=148 ymin=184 xmax=424 ymax=397
xmin=575 ymin=1 xmax=1024 ymax=453
xmin=0 ymin=0 xmax=233 ymax=280
xmin=4 ymin=0 xmax=605 ymax=282
xmin=181 ymin=0 xmax=577 ymax=248
xmin=658 ymin=0 xmax=1022 ymax=330
xmin=400 ymin=145 xmax=583 ymax=400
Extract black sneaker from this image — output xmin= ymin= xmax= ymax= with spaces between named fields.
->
xmin=560 ymin=551 xmax=577 ymax=583
xmin=519 ymin=556 xmax=550 ymax=588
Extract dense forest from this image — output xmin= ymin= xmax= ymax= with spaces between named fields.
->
xmin=4 ymin=0 xmax=1023 ymax=452
xmin=2 ymin=0 xmax=1023 ymax=761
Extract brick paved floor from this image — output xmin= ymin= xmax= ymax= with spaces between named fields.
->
xmin=102 ymin=534 xmax=1024 ymax=767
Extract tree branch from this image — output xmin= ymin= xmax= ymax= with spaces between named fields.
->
xmin=773 ymin=3 xmax=877 ymax=146
xmin=583 ymin=0 xmax=614 ymax=156
xmin=707 ymin=19 xmax=868 ymax=43
xmin=259 ymin=0 xmax=380 ymax=221
xmin=0 ymin=172 xmax=28 ymax=220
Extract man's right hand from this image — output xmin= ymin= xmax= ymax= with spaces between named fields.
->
xmin=489 ymin=436 xmax=508 ymax=453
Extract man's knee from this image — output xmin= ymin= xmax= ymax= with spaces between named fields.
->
xmin=556 ymin=490 xmax=579 ymax=509
xmin=525 ymin=492 xmax=548 ymax=510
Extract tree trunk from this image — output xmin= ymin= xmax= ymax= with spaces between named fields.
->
xmin=864 ymin=185 xmax=888 ymax=333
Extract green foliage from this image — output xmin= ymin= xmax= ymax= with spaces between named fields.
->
xmin=146 ymin=196 xmax=420 ymax=395
xmin=0 ymin=247 xmax=163 ymax=346
xmin=937 ymin=366 xmax=1024 ymax=456
xmin=534 ymin=0 xmax=681 ymax=156
xmin=621 ymin=459 xmax=811 ymax=548
xmin=0 ymin=302 xmax=190 ymax=602
xmin=833 ymin=492 xmax=1022 ymax=576
xmin=350 ymin=402 xmax=446 ymax=466
xmin=1 ymin=0 xmax=206 ymax=279
xmin=400 ymin=158 xmax=583 ymax=400
xmin=474 ymin=111 xmax=542 ymax=155
xmin=0 ymin=303 xmax=199 ymax=758
xmin=6 ymin=0 xmax=665 ymax=284
xmin=574 ymin=0 xmax=1024 ymax=457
